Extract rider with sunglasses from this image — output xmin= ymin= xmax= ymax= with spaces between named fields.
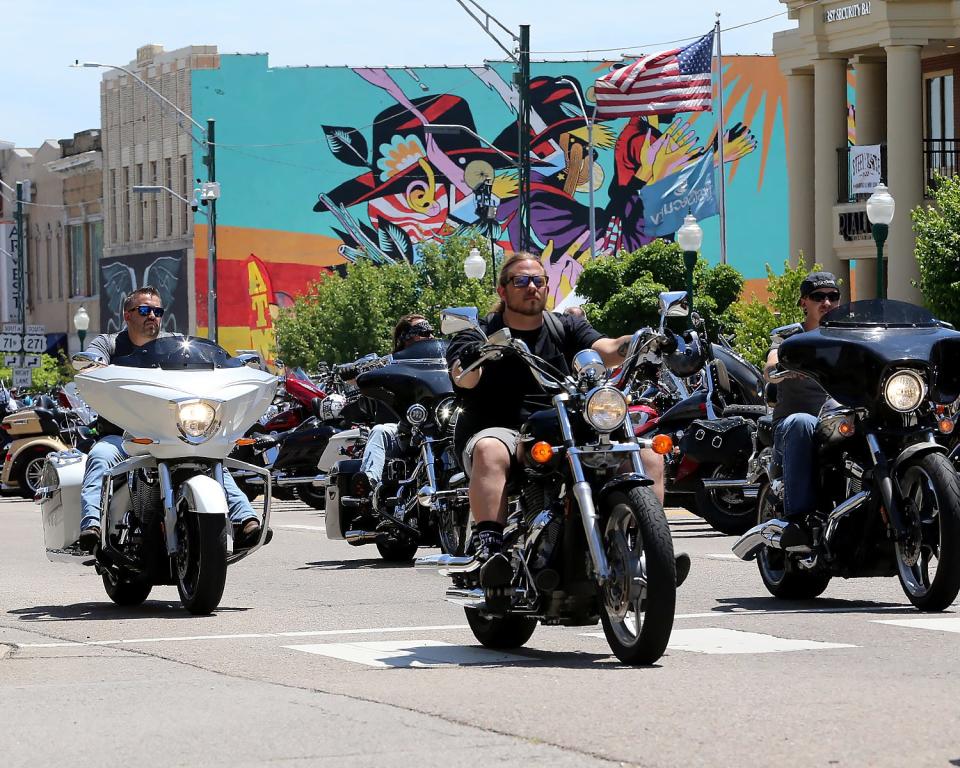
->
xmin=77 ymin=287 xmax=264 ymax=552
xmin=764 ymin=271 xmax=841 ymax=545
xmin=447 ymin=253 xmax=690 ymax=585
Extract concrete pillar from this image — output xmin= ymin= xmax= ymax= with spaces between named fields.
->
xmin=885 ymin=45 xmax=924 ymax=303
xmin=853 ymin=59 xmax=887 ymax=300
xmin=814 ymin=57 xmax=850 ymax=287
xmin=787 ymin=72 xmax=815 ymax=268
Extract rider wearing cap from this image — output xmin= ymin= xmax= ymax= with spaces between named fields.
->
xmin=764 ymin=271 xmax=841 ymax=543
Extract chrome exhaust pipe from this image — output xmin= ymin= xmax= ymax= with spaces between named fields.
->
xmin=701 ymin=478 xmax=751 ymax=489
xmin=824 ymin=490 xmax=870 ymax=544
xmin=344 ymin=530 xmax=379 ymax=546
xmin=444 ymin=586 xmax=485 ymax=608
xmin=311 ymin=474 xmax=329 ymax=487
xmin=275 ymin=474 xmax=325 ymax=487
xmin=414 ymin=553 xmax=477 ymax=570
xmin=732 ymin=518 xmax=789 ymax=561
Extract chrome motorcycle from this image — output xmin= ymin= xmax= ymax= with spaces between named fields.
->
xmin=733 ymin=300 xmax=960 ymax=610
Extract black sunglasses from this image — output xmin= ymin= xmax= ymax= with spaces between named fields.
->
xmin=130 ymin=305 xmax=165 ymax=317
xmin=507 ymin=274 xmax=548 ymax=289
xmin=807 ymin=291 xmax=840 ymax=303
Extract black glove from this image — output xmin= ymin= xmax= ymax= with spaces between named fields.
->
xmin=254 ymin=434 xmax=279 ymax=451
xmin=456 ymin=341 xmax=483 ymax=370
xmin=659 ymin=328 xmax=679 ymax=355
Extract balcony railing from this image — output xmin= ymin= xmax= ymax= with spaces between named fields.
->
xmin=837 ymin=140 xmax=958 ymax=203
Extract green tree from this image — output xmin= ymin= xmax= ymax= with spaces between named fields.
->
xmin=275 ymin=235 xmax=497 ymax=369
xmin=912 ymin=173 xmax=960 ymax=327
xmin=0 ymin=353 xmax=73 ymax=391
xmin=575 ymin=240 xmax=744 ymax=338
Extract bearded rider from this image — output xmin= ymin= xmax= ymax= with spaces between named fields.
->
xmin=446 ymin=253 xmax=690 ymax=586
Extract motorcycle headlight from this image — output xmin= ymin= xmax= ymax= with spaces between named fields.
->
xmin=176 ymin=400 xmax=220 ymax=443
xmin=883 ymin=370 xmax=926 ymax=413
xmin=584 ymin=387 xmax=628 ymax=432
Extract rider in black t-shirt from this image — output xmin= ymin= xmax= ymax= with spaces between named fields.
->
xmin=447 ymin=253 xmax=689 ymax=585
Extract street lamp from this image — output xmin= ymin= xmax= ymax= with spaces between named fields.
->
xmin=465 ymin=247 xmax=487 ymax=280
xmin=474 ymin=179 xmax=499 ymax=288
xmin=73 ymin=305 xmax=90 ymax=351
xmin=676 ymin=214 xmax=703 ymax=314
xmin=73 ymin=61 xmax=219 ymax=344
xmin=558 ymin=77 xmax=597 ymax=260
xmin=866 ymin=182 xmax=895 ymax=299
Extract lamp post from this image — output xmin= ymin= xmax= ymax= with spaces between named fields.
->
xmin=73 ymin=305 xmax=90 ymax=351
xmin=676 ymin=214 xmax=703 ymax=314
xmin=474 ymin=179 xmax=499 ymax=287
xmin=465 ymin=247 xmax=487 ymax=280
xmin=866 ymin=183 xmax=895 ymax=299
xmin=73 ymin=61 xmax=219 ymax=342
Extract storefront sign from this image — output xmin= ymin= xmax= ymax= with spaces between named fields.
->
xmin=850 ymin=144 xmax=883 ymax=194
xmin=838 ymin=210 xmax=872 ymax=241
xmin=825 ymin=2 xmax=871 ymax=23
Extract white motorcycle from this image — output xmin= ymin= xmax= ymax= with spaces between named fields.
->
xmin=39 ymin=336 xmax=277 ymax=615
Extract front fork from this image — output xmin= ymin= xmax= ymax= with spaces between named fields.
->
xmin=865 ymin=432 xmax=908 ymax=540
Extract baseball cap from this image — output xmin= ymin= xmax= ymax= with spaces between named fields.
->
xmin=798 ymin=271 xmax=839 ymax=304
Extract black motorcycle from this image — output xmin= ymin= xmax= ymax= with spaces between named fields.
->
xmin=733 ymin=299 xmax=960 ymax=610
xmin=417 ymin=307 xmax=677 ymax=665
xmin=325 ymin=338 xmax=470 ymax=561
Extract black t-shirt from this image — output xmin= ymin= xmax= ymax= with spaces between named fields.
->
xmin=447 ymin=311 xmax=603 ymax=453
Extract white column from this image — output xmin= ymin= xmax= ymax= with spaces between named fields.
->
xmin=853 ymin=59 xmax=886 ymax=300
xmin=814 ymin=57 xmax=849 ymax=287
xmin=885 ymin=45 xmax=923 ymax=303
xmin=787 ymin=72 xmax=815 ymax=267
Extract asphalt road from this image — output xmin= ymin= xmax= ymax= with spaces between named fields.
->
xmin=2 ymin=494 xmax=959 ymax=768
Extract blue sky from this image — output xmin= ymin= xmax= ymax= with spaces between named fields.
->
xmin=2 ymin=0 xmax=792 ymax=147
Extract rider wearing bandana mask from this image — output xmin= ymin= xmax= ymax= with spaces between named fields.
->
xmin=356 ymin=314 xmax=436 ymax=500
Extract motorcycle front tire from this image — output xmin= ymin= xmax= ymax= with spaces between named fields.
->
xmin=175 ymin=513 xmax=228 ymax=615
xmin=296 ymin=484 xmax=327 ymax=511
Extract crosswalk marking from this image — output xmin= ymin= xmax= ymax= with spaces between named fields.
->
xmin=283 ymin=640 xmax=526 ymax=668
xmin=704 ymin=553 xmax=740 ymax=560
xmin=873 ymin=617 xmax=960 ymax=634
xmin=583 ymin=627 xmax=856 ymax=654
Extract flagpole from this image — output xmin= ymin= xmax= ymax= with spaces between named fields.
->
xmin=714 ymin=13 xmax=728 ymax=265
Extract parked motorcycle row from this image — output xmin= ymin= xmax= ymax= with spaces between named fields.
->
xmin=23 ymin=291 xmax=960 ymax=665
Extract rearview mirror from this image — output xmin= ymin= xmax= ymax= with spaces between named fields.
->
xmin=234 ymin=353 xmax=263 ymax=369
xmin=71 ymin=352 xmax=102 ymax=372
xmin=658 ymin=291 xmax=690 ymax=319
xmin=486 ymin=328 xmax=512 ymax=347
xmin=771 ymin=323 xmax=804 ymax=344
xmin=440 ymin=307 xmax=482 ymax=337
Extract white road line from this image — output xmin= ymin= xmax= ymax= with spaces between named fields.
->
xmin=704 ymin=553 xmax=740 ymax=560
xmin=583 ymin=627 xmax=857 ymax=654
xmin=13 ymin=624 xmax=470 ymax=649
xmin=873 ymin=617 xmax=960 ymax=633
xmin=284 ymin=640 xmax=526 ymax=668
xmin=674 ymin=604 xmax=908 ymax=620
xmin=276 ymin=524 xmax=326 ymax=531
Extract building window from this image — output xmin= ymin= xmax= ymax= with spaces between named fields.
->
xmin=164 ymin=157 xmax=173 ymax=237
xmin=69 ymin=224 xmax=86 ymax=298
xmin=122 ymin=167 xmax=130 ymax=242
xmin=926 ymin=73 xmax=955 ymax=141
xmin=89 ymin=221 xmax=102 ymax=297
xmin=135 ymin=163 xmax=144 ymax=240
xmin=45 ymin=236 xmax=53 ymax=300
xmin=180 ymin=155 xmax=189 ymax=235
xmin=109 ymin=169 xmax=118 ymax=244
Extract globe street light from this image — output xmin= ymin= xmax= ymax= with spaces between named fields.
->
xmin=866 ymin=183 xmax=895 ymax=299
xmin=676 ymin=214 xmax=704 ymax=314
xmin=465 ymin=247 xmax=486 ymax=280
xmin=73 ymin=305 xmax=90 ymax=351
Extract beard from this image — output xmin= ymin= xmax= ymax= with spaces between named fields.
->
xmin=142 ymin=321 xmax=160 ymax=338
xmin=505 ymin=291 xmax=547 ymax=316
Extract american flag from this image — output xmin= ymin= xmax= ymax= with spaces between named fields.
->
xmin=595 ymin=31 xmax=715 ymax=118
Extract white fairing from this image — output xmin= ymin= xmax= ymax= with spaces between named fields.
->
xmin=317 ymin=428 xmax=362 ymax=474
xmin=76 ymin=365 xmax=277 ymax=460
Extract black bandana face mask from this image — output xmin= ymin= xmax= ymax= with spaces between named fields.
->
xmin=400 ymin=321 xmax=434 ymax=346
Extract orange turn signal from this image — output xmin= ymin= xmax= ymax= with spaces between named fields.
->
xmin=651 ymin=434 xmax=673 ymax=455
xmin=530 ymin=441 xmax=555 ymax=464
xmin=939 ymin=418 xmax=955 ymax=435
xmin=235 ymin=437 xmax=257 ymax=446
xmin=130 ymin=437 xmax=155 ymax=445
xmin=838 ymin=419 xmax=855 ymax=437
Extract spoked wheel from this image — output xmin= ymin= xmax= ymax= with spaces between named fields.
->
xmin=174 ymin=511 xmax=227 ymax=615
xmin=465 ymin=608 xmax=537 ymax=650
xmin=438 ymin=501 xmax=471 ymax=556
xmin=756 ymin=482 xmax=831 ymax=600
xmin=18 ymin=454 xmax=47 ymax=499
xmin=599 ymin=487 xmax=675 ymax=665
xmin=895 ymin=453 xmax=960 ymax=611
xmin=102 ymin=574 xmax=152 ymax=606
xmin=695 ymin=462 xmax=757 ymax=535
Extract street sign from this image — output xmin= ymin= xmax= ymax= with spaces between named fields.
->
xmin=21 ymin=354 xmax=41 ymax=369
xmin=2 ymin=323 xmax=22 ymax=335
xmin=3 ymin=354 xmax=19 ymax=367
xmin=0 ymin=334 xmax=22 ymax=353
xmin=22 ymin=335 xmax=45 ymax=354
xmin=12 ymin=368 xmax=31 ymax=388
xmin=26 ymin=324 xmax=45 ymax=336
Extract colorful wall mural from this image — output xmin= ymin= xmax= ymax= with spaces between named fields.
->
xmin=191 ymin=55 xmax=789 ymax=356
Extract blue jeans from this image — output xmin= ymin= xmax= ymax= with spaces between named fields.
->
xmin=772 ymin=413 xmax=818 ymax=520
xmin=359 ymin=423 xmax=401 ymax=485
xmin=80 ymin=435 xmax=255 ymax=531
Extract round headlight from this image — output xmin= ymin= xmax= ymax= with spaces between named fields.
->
xmin=434 ymin=396 xmax=458 ymax=429
xmin=178 ymin=401 xmax=218 ymax=440
xmin=406 ymin=403 xmax=429 ymax=425
xmin=883 ymin=370 xmax=926 ymax=413
xmin=584 ymin=387 xmax=628 ymax=432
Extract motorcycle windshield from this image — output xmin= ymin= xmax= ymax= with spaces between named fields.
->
xmin=111 ymin=336 xmax=244 ymax=370
xmin=780 ymin=300 xmax=960 ymax=407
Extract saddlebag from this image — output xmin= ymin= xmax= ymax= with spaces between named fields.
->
xmin=324 ymin=458 xmax=363 ymax=540
xmin=38 ymin=450 xmax=89 ymax=562
xmin=679 ymin=416 xmax=753 ymax=465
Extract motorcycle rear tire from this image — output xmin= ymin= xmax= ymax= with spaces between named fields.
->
xmin=756 ymin=483 xmax=831 ymax=600
xmin=102 ymin=574 xmax=152 ymax=607
xmin=695 ymin=463 xmax=756 ymax=536
xmin=465 ymin=608 xmax=537 ymax=650
xmin=17 ymin=452 xmax=47 ymax=499
xmin=895 ymin=452 xmax=960 ymax=612
xmin=175 ymin=512 xmax=228 ymax=615
xmin=599 ymin=487 xmax=675 ymax=665
xmin=296 ymin=484 xmax=327 ymax=511
xmin=375 ymin=537 xmax=418 ymax=562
